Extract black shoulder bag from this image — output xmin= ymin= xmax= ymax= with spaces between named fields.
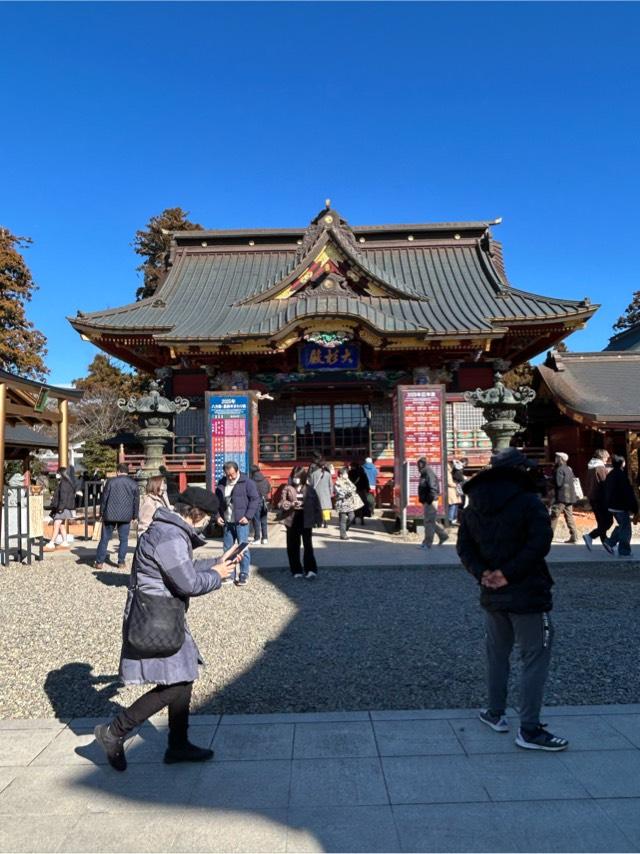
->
xmin=124 ymin=550 xmax=186 ymax=658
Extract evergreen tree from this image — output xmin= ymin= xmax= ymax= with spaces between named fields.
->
xmin=134 ymin=207 xmax=203 ymax=300
xmin=81 ymin=437 xmax=117 ymax=476
xmin=503 ymin=361 xmax=533 ymax=390
xmin=0 ymin=226 xmax=48 ymax=378
xmin=613 ymin=290 xmax=640 ymax=331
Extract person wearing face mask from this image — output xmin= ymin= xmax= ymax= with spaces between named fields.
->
xmin=137 ymin=475 xmax=173 ymax=537
xmin=278 ymin=466 xmax=322 ymax=578
xmin=94 ymin=487 xmax=238 ymax=772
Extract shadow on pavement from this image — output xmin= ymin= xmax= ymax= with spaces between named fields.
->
xmin=92 ymin=570 xmax=130 ymax=587
xmin=44 ymin=662 xmax=122 ymax=723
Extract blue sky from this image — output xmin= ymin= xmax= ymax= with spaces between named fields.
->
xmin=2 ymin=1 xmax=639 ymax=384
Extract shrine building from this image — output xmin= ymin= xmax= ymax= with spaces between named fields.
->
xmin=69 ymin=203 xmax=597 ymax=495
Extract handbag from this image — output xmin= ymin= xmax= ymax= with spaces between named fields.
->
xmin=573 ymin=477 xmax=584 ymax=501
xmin=124 ymin=554 xmax=185 ymax=658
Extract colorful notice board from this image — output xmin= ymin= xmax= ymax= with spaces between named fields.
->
xmin=393 ymin=385 xmax=447 ymax=517
xmin=206 ymin=392 xmax=258 ymax=488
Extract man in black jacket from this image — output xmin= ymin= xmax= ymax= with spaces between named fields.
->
xmin=95 ymin=464 xmax=139 ymax=570
xmin=457 ymin=448 xmax=568 ymax=751
xmin=417 ymin=457 xmax=448 ymax=549
xmin=604 ymin=455 xmax=638 ymax=557
xmin=215 ymin=461 xmax=260 ymax=586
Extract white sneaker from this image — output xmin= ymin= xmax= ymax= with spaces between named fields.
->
xmin=305 ymin=571 xmax=317 ymax=579
xmin=43 ymin=541 xmax=57 ymax=551
xmin=54 ymin=534 xmax=64 ymax=545
xmin=252 ymin=538 xmax=261 ymax=545
xmin=292 ymin=573 xmax=304 ymax=578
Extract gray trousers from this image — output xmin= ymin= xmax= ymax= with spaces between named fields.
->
xmin=422 ymin=502 xmax=447 ymax=546
xmin=550 ymin=502 xmax=579 ymax=541
xmin=485 ymin=610 xmax=553 ymax=730
xmin=339 ymin=511 xmax=354 ymax=539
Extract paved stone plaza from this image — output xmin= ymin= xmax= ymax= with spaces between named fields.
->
xmin=1 ymin=521 xmax=639 ymax=851
xmin=2 ymin=705 xmax=640 ymax=852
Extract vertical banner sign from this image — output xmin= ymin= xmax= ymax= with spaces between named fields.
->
xmin=206 ymin=392 xmax=258 ymax=489
xmin=393 ymin=385 xmax=447 ymax=518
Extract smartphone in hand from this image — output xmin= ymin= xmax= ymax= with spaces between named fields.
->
xmin=226 ymin=541 xmax=249 ymax=561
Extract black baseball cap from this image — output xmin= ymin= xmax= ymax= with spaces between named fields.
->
xmin=178 ymin=487 xmax=219 ymax=515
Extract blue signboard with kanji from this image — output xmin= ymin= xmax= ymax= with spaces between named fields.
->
xmin=299 ymin=342 xmax=360 ymax=371
xmin=206 ymin=392 xmax=257 ymax=487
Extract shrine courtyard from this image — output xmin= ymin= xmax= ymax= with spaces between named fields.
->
xmin=1 ymin=524 xmax=640 ymax=853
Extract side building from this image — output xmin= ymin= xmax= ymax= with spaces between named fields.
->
xmin=69 ymin=204 xmax=596 ymax=492
xmin=535 ymin=322 xmax=640 ymax=488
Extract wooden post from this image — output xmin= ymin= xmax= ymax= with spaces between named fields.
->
xmin=58 ymin=399 xmax=69 ymax=468
xmin=0 ymin=382 xmax=6 ymax=505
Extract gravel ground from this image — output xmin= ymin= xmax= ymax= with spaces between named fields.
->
xmin=1 ymin=553 xmax=639 ymax=719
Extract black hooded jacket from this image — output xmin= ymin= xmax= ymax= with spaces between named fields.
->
xmin=457 ymin=467 xmax=554 ymax=613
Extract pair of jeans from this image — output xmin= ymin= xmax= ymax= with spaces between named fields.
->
xmin=223 ymin=522 xmax=250 ymax=579
xmin=339 ymin=511 xmax=354 ymax=539
xmin=485 ymin=611 xmax=553 ymax=730
xmin=448 ymin=503 xmax=460 ymax=524
xmin=111 ymin=681 xmax=192 ymax=747
xmin=96 ymin=521 xmax=131 ymax=565
xmin=608 ymin=510 xmax=633 ymax=555
xmin=422 ymin=502 xmax=447 ymax=546
xmin=588 ymin=504 xmax=613 ymax=541
xmin=286 ymin=511 xmax=318 ymax=575
xmin=252 ymin=507 xmax=268 ymax=541
xmin=550 ymin=502 xmax=579 ymax=541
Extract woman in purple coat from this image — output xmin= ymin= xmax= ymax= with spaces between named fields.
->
xmin=94 ymin=487 xmax=237 ymax=772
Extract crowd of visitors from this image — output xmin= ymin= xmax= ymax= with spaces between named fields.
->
xmin=86 ymin=444 xmax=638 ymax=772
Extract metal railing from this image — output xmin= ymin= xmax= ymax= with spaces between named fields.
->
xmin=81 ymin=480 xmax=104 ymax=540
xmin=1 ymin=486 xmax=44 ymax=566
xmin=122 ymin=453 xmax=207 ymax=472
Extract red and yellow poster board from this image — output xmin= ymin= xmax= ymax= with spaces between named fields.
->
xmin=205 ymin=391 xmax=259 ymax=489
xmin=393 ymin=385 xmax=447 ymax=517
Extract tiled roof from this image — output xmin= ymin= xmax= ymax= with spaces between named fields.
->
xmin=537 ymin=351 xmax=640 ymax=423
xmin=604 ymin=322 xmax=640 ymax=352
xmin=69 ymin=210 xmax=595 ymax=342
xmin=4 ymin=424 xmax=58 ymax=449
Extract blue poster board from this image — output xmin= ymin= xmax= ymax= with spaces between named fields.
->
xmin=299 ymin=342 xmax=360 ymax=371
xmin=207 ymin=393 xmax=254 ymax=487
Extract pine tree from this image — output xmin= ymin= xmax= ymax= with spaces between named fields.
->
xmin=613 ymin=290 xmax=640 ymax=331
xmin=0 ymin=226 xmax=48 ymax=378
xmin=134 ymin=207 xmax=203 ymax=300
xmin=503 ymin=361 xmax=533 ymax=390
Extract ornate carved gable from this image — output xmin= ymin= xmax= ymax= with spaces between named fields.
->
xmin=244 ymin=202 xmax=418 ymax=304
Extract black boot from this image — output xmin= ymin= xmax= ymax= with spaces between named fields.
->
xmin=94 ymin=723 xmax=127 ymax=772
xmin=164 ymin=740 xmax=214 ymax=764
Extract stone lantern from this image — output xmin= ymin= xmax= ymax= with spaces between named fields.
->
xmin=118 ymin=381 xmax=190 ymax=481
xmin=464 ymin=370 xmax=536 ymax=452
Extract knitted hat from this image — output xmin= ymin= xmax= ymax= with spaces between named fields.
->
xmin=555 ymin=452 xmax=569 ymax=463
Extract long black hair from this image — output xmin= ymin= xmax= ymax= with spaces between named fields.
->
xmin=290 ymin=465 xmax=308 ymax=486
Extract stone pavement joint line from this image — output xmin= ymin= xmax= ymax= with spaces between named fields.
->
xmin=1 ymin=704 xmax=640 ymax=852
